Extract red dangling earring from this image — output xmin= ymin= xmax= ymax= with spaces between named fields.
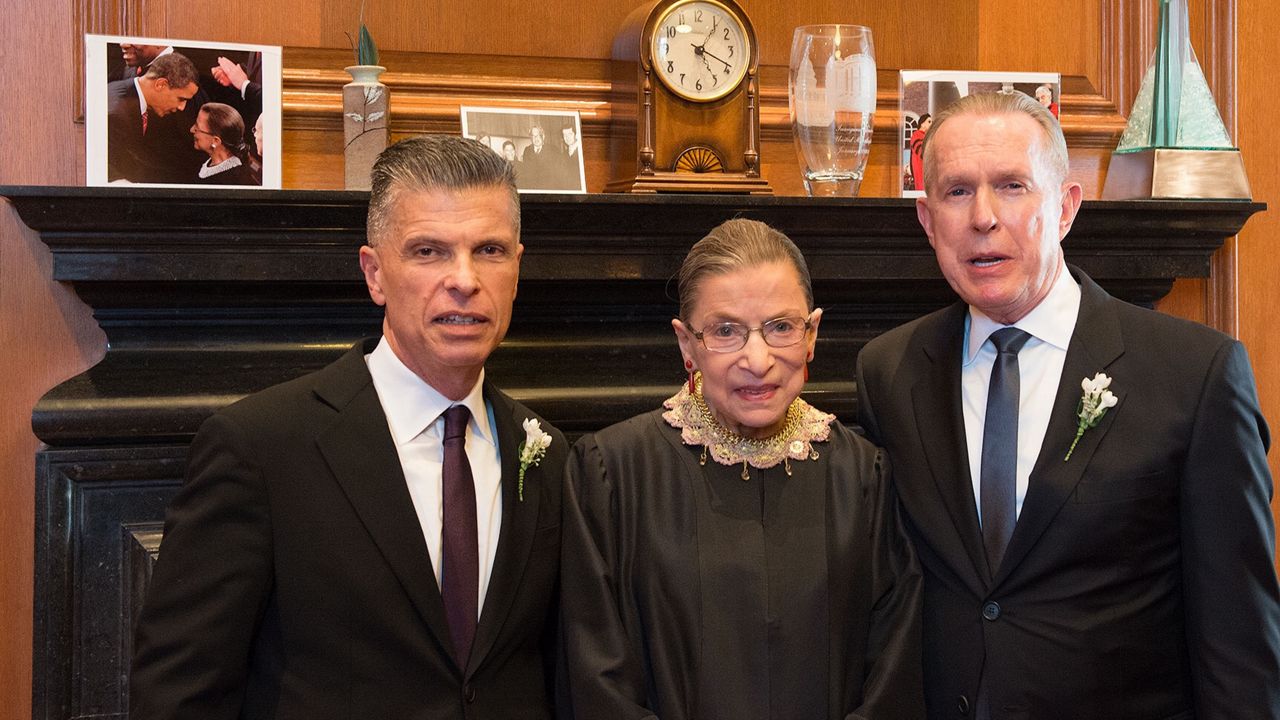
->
xmin=686 ymin=359 xmax=696 ymax=393
xmin=804 ymin=361 xmax=810 ymax=383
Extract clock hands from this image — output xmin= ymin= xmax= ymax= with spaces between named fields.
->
xmin=690 ymin=42 xmax=732 ymax=73
xmin=701 ymin=47 xmax=732 ymax=71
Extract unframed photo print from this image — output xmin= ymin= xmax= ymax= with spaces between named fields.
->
xmin=85 ymin=34 xmax=283 ymax=188
xmin=899 ymin=69 xmax=1060 ymax=198
xmin=461 ymin=106 xmax=586 ymax=194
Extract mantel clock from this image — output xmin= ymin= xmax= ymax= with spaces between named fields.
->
xmin=607 ymin=0 xmax=771 ymax=194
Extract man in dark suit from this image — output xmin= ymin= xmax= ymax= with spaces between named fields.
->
xmin=106 ymin=52 xmax=204 ymax=183
xmin=856 ymin=90 xmax=1280 ymax=719
xmin=130 ymin=135 xmax=567 ymax=719
xmin=518 ymin=125 xmax=555 ymax=190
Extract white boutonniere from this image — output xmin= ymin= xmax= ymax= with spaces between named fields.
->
xmin=518 ymin=418 xmax=553 ymax=501
xmin=1064 ymin=372 xmax=1118 ymax=461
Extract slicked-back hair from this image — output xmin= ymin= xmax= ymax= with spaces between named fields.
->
xmin=200 ymin=102 xmax=246 ymax=152
xmin=677 ymin=218 xmax=814 ymax=322
xmin=921 ymin=91 xmax=1069 ymax=191
xmin=144 ymin=52 xmax=199 ymax=89
xmin=366 ymin=134 xmax=520 ymax=246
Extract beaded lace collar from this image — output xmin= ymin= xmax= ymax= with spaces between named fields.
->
xmin=662 ymin=376 xmax=835 ymax=480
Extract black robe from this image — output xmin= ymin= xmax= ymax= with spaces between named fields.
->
xmin=559 ymin=409 xmax=925 ymax=720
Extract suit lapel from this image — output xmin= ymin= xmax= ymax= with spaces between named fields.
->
xmin=994 ymin=270 xmax=1126 ymax=585
xmin=466 ymin=384 xmax=544 ymax=678
xmin=312 ymin=344 xmax=457 ymax=663
xmin=911 ymin=304 xmax=996 ymax=590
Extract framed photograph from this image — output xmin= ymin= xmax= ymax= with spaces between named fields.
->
xmin=85 ymin=34 xmax=283 ymax=188
xmin=461 ymin=107 xmax=586 ymax=194
xmin=898 ymin=70 xmax=1061 ymax=197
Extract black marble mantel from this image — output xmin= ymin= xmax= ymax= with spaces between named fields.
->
xmin=2 ymin=185 xmax=1263 ymax=720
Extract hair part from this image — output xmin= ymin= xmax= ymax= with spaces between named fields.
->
xmin=677 ymin=218 xmax=814 ymax=321
xmin=366 ymin=134 xmax=520 ymax=245
xmin=921 ymin=91 xmax=1068 ymax=190
xmin=144 ymin=52 xmax=199 ymax=89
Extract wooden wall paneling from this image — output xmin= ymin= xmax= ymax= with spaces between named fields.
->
xmin=297 ymin=0 xmax=982 ymax=69
xmin=976 ymin=0 xmax=1099 ymax=78
xmin=1200 ymin=0 xmax=1239 ymax=337
xmin=736 ymin=1 xmax=981 ymax=69
xmin=72 ymin=0 xmax=143 ymax=119
xmin=1152 ymin=0 xmax=1239 ymax=335
xmin=164 ymin=0 xmax=323 ymax=46
xmin=1098 ymin=0 xmax=1156 ymax=121
xmin=1237 ymin=0 xmax=1280 ymax=558
xmin=4 ymin=1 xmax=108 ymax=718
xmin=0 ymin=212 xmax=107 ymax=718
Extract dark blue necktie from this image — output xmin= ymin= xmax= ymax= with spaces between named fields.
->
xmin=980 ymin=327 xmax=1031 ymax=577
xmin=440 ymin=404 xmax=478 ymax=670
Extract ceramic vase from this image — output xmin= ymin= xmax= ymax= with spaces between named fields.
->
xmin=343 ymin=65 xmax=389 ymax=190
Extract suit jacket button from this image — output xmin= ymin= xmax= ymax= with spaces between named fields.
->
xmin=982 ymin=601 xmax=1001 ymax=621
xmin=957 ymin=694 xmax=970 ymax=715
xmin=464 ymin=684 xmax=476 ymax=703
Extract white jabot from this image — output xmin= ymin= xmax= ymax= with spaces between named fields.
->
xmin=365 ymin=337 xmax=503 ymax=618
xmin=962 ymin=266 xmax=1081 ymax=523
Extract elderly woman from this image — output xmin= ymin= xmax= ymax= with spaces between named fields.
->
xmin=560 ymin=219 xmax=923 ymax=720
xmin=189 ymin=102 xmax=260 ymax=185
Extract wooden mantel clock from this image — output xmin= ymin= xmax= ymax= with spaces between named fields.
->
xmin=607 ymin=0 xmax=772 ymax=194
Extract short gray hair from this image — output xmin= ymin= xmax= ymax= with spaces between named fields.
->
xmin=677 ymin=219 xmax=814 ymax=321
xmin=144 ymin=52 xmax=199 ymax=89
xmin=366 ymin=135 xmax=519 ymax=245
xmin=921 ymin=91 xmax=1068 ymax=190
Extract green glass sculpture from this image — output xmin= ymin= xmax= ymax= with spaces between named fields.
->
xmin=1116 ymin=0 xmax=1232 ymax=151
xmin=1103 ymin=0 xmax=1250 ymax=198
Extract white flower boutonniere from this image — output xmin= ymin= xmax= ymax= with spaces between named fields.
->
xmin=518 ymin=418 xmax=553 ymax=501
xmin=1064 ymin=372 xmax=1118 ymax=461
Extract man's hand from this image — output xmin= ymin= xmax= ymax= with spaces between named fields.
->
xmin=211 ymin=56 xmax=250 ymax=90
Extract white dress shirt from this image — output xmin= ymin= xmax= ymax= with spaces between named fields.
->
xmin=366 ymin=338 xmax=504 ymax=618
xmin=962 ymin=267 xmax=1081 ymax=524
xmin=132 ymin=78 xmax=147 ymax=121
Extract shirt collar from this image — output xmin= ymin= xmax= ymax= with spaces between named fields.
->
xmin=964 ymin=264 xmax=1081 ymax=364
xmin=132 ymin=77 xmax=147 ymax=117
xmin=365 ymin=336 xmax=495 ymax=448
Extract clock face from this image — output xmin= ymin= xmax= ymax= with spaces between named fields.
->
xmin=649 ymin=0 xmax=751 ymax=102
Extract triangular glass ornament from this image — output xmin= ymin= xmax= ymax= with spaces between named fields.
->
xmin=1115 ymin=0 xmax=1234 ymax=152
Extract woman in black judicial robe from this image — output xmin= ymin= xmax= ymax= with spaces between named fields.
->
xmin=189 ymin=101 xmax=261 ymax=186
xmin=559 ymin=219 xmax=925 ymax=720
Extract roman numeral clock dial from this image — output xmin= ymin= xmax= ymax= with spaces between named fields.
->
xmin=650 ymin=0 xmax=750 ymax=102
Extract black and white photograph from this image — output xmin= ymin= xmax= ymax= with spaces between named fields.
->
xmin=85 ymin=34 xmax=283 ymax=188
xmin=461 ymin=106 xmax=586 ymax=193
xmin=898 ymin=69 xmax=1060 ymax=197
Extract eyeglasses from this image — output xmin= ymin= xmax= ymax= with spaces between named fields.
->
xmin=692 ymin=315 xmax=812 ymax=353
xmin=191 ymin=126 xmax=216 ymax=137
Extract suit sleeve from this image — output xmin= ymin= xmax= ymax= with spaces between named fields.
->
xmin=558 ymin=436 xmax=659 ymax=720
xmin=856 ymin=345 xmax=885 ymax=446
xmin=850 ymin=452 xmax=926 ymax=720
xmin=129 ymin=412 xmax=273 ymax=720
xmin=106 ymin=88 xmax=140 ymax=183
xmin=1181 ymin=340 xmax=1280 ymax=719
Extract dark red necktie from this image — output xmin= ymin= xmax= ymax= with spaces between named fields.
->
xmin=141 ymin=111 xmax=149 ymax=135
xmin=440 ymin=405 xmax=478 ymax=670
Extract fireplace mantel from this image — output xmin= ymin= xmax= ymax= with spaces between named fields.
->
xmin=2 ymin=185 xmax=1262 ymax=720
